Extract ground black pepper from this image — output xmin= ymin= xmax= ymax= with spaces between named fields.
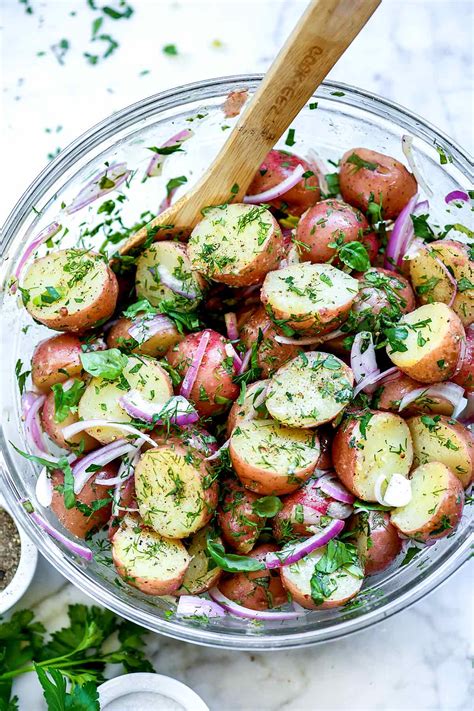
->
xmin=0 ymin=508 xmax=21 ymax=591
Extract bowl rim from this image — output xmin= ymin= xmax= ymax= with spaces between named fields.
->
xmin=0 ymin=74 xmax=472 ymax=650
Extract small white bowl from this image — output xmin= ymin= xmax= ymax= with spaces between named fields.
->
xmin=0 ymin=494 xmax=38 ymax=614
xmin=98 ymin=673 xmax=209 ymax=711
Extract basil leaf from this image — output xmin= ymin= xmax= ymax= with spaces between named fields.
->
xmin=206 ymin=535 xmax=265 ymax=573
xmin=309 ymin=539 xmax=364 ymax=605
xmin=80 ymin=349 xmax=128 ymax=380
xmin=338 ymin=242 xmax=370 ymax=272
xmin=51 ymin=380 xmax=86 ymax=423
xmin=122 ymin=298 xmax=157 ymax=319
xmin=252 ymin=495 xmax=283 ymax=518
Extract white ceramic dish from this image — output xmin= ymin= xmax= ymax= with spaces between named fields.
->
xmin=0 ymin=493 xmax=38 ymax=614
xmin=98 ymin=672 xmax=209 ymax=711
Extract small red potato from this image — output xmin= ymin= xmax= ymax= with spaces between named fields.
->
xmin=280 ymin=544 xmax=364 ymax=609
xmin=296 ymin=199 xmax=377 ymax=264
xmin=50 ymin=462 xmax=116 ymax=539
xmin=229 ymin=419 xmax=320 ymax=495
xmin=218 ymin=478 xmax=266 ymax=554
xmin=261 ymin=262 xmax=359 ymax=335
xmin=226 ymin=379 xmax=270 ymax=437
xmin=188 ymin=203 xmax=285 ymax=287
xmin=218 ymin=544 xmax=288 ymax=611
xmin=239 ymin=306 xmax=301 ymax=377
xmin=41 ymin=389 xmax=98 ymax=452
xmin=177 ymin=527 xmax=222 ymax=595
xmin=390 ymin=462 xmax=464 ymax=541
xmin=339 ymin=148 xmax=417 ymax=220
xmin=332 ymin=411 xmax=413 ymax=501
xmin=112 ymin=516 xmax=191 ymax=596
xmin=22 ymin=249 xmax=118 ymax=332
xmin=166 ymin=329 xmax=240 ymax=417
xmin=453 ymin=325 xmax=474 ymax=392
xmin=407 ymin=415 xmax=474 ymax=488
xmin=386 ymin=302 xmax=465 ymax=383
xmin=349 ymin=511 xmax=402 ymax=575
xmin=355 ymin=267 xmax=416 ymax=317
xmin=247 ymin=149 xmax=320 ymax=216
xmin=375 ymin=374 xmax=456 ymax=417
xmin=31 ymin=334 xmax=85 ymax=390
xmin=134 ymin=442 xmax=218 ymax=538
xmin=106 ymin=316 xmax=182 ymax=357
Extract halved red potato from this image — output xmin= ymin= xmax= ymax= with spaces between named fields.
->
xmin=177 ymin=527 xmax=222 ymax=595
xmin=261 ymin=262 xmax=359 ymax=335
xmin=332 ymin=411 xmax=413 ymax=501
xmin=406 ymin=240 xmax=473 ymax=326
xmin=50 ymin=462 xmax=116 ymax=538
xmin=339 ymin=148 xmax=417 ymax=219
xmin=349 ymin=511 xmax=402 ymax=575
xmin=106 ymin=315 xmax=182 ymax=357
xmin=218 ymin=544 xmax=288 ymax=611
xmin=453 ymin=325 xmax=474 ymax=392
xmin=247 ymin=149 xmax=320 ymax=216
xmin=22 ymin=249 xmax=118 ymax=332
xmin=41 ymin=389 xmax=98 ymax=452
xmin=78 ymin=355 xmax=173 ymax=444
xmin=31 ymin=334 xmax=85 ymax=390
xmin=229 ymin=419 xmax=320 ymax=495
xmin=407 ymin=415 xmax=474 ymax=488
xmin=188 ymin=203 xmax=284 ymax=287
xmin=375 ymin=374 xmax=456 ymax=417
xmin=386 ymin=303 xmax=465 ymax=383
xmin=280 ymin=544 xmax=364 ymax=609
xmin=166 ymin=329 xmax=240 ymax=417
xmin=266 ymin=351 xmax=354 ymax=428
xmin=296 ymin=199 xmax=377 ymax=264
xmin=135 ymin=241 xmax=205 ymax=312
xmin=218 ymin=478 xmax=265 ymax=554
xmin=390 ymin=462 xmax=464 ymax=541
xmin=112 ymin=516 xmax=190 ymax=595
xmin=239 ymin=306 xmax=301 ymax=377
xmin=134 ymin=442 xmax=218 ymax=538
xmin=226 ymin=379 xmax=270 ymax=437
xmin=355 ymin=267 xmax=415 ymax=317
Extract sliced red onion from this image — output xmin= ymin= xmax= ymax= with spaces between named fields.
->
xmin=180 ymin=330 xmax=210 ymax=398
xmin=23 ymin=392 xmax=56 ymax=462
xmin=401 ymin=135 xmax=433 ymax=197
xmin=398 ymin=382 xmax=465 ymax=414
xmin=353 ymin=366 xmax=400 ymax=397
xmin=209 ymin=588 xmax=303 ymax=620
xmin=153 ymin=264 xmax=199 ymax=299
xmin=264 ymin=518 xmax=345 ymax=569
xmin=459 ymin=393 xmax=474 ymax=425
xmin=67 ymin=163 xmax=131 ymax=214
xmin=97 ymin=439 xmax=144 ymax=486
xmin=112 ymin=446 xmax=143 ymax=516
xmin=274 ymin=328 xmax=345 ymax=346
xmin=316 ymin=474 xmax=355 ymax=504
xmin=225 ymin=343 xmax=242 ymax=371
xmin=350 ymin=332 xmax=379 ymax=388
xmin=177 ymin=595 xmax=226 ymax=619
xmin=35 ymin=467 xmax=53 ymax=507
xmin=244 ymin=164 xmax=305 ymax=204
xmin=128 ymin=314 xmax=174 ymax=344
xmin=237 ymin=347 xmax=252 ymax=375
xmin=204 ymin=439 xmax=230 ymax=461
xmin=224 ymin=312 xmax=239 ymax=341
xmin=327 ymin=501 xmax=353 ymax=520
xmin=305 ymin=148 xmax=328 ymax=195
xmin=279 ymin=244 xmax=300 ymax=269
xmin=62 ymin=419 xmax=157 ymax=446
xmin=119 ymin=391 xmax=199 ymax=426
xmin=445 ymin=190 xmax=470 ymax=204
xmin=401 ymin=236 xmax=425 ymax=262
xmin=11 ymin=221 xmax=62 ymax=292
xmin=72 ymin=440 xmax=136 ymax=494
xmin=433 ymin=256 xmax=457 ymax=307
xmin=145 ymin=128 xmax=193 ymax=178
xmin=22 ymin=501 xmax=93 ymax=561
xmin=384 ymin=193 xmax=419 ymax=271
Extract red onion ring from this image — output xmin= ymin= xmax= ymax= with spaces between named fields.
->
xmin=445 ymin=190 xmax=470 ymax=204
xmin=72 ymin=440 xmax=136 ymax=494
xmin=152 ymin=264 xmax=199 ymax=299
xmin=224 ymin=312 xmax=239 ymax=341
xmin=119 ymin=392 xmax=199 ymax=426
xmin=459 ymin=393 xmax=474 ymax=425
xmin=177 ymin=595 xmax=226 ymax=619
xmin=305 ymin=148 xmax=328 ymax=195
xmin=11 ymin=222 xmax=62 ymax=293
xmin=398 ymin=382 xmax=465 ymax=414
xmin=316 ymin=474 xmax=355 ymax=505
xmin=180 ymin=330 xmax=210 ymax=399
xmin=237 ymin=347 xmax=252 ymax=375
xmin=62 ymin=419 xmax=157 ymax=446
xmin=209 ymin=588 xmax=303 ymax=620
xmin=23 ymin=392 xmax=56 ymax=461
xmin=111 ymin=446 xmax=143 ymax=516
xmin=67 ymin=163 xmax=131 ymax=214
xmin=244 ymin=164 xmax=305 ymax=204
xmin=264 ymin=518 xmax=345 ymax=569
xmin=145 ymin=128 xmax=193 ymax=178
xmin=224 ymin=343 xmax=242 ymax=371
xmin=384 ymin=194 xmax=419 ymax=270
xmin=204 ymin=438 xmax=230 ymax=461
xmin=350 ymin=332 xmax=379 ymax=387
xmin=128 ymin=314 xmax=174 ymax=344
xmin=22 ymin=501 xmax=92 ymax=561
xmin=353 ymin=366 xmax=400 ymax=397
xmin=432 ymin=256 xmax=457 ymax=307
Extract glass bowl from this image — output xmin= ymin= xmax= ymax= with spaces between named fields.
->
xmin=0 ymin=76 xmax=472 ymax=650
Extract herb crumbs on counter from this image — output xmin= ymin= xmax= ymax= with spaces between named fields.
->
xmin=0 ymin=509 xmax=21 ymax=591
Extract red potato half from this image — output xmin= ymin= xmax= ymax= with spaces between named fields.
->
xmin=229 ymin=419 xmax=320 ymax=495
xmin=166 ymin=329 xmax=240 ymax=417
xmin=247 ymin=149 xmax=320 ymax=216
xmin=41 ymin=389 xmax=98 ymax=453
xmin=22 ymin=249 xmax=118 ymax=332
xmin=226 ymin=379 xmax=270 ymax=437
xmin=187 ymin=203 xmax=284 ymax=287
xmin=218 ymin=478 xmax=266 ymax=554
xmin=50 ymin=463 xmax=116 ymax=539
xmin=386 ymin=303 xmax=465 ymax=383
xmin=390 ymin=462 xmax=464 ymax=541
xmin=332 ymin=411 xmax=413 ymax=501
xmin=31 ymin=334 xmax=85 ymax=390
xmin=407 ymin=415 xmax=474 ymax=488
xmin=280 ymin=545 xmax=364 ymax=609
xmin=453 ymin=325 xmax=474 ymax=392
xmin=375 ymin=374 xmax=456 ymax=417
xmin=339 ymin=148 xmax=417 ymax=219
xmin=177 ymin=527 xmax=222 ymax=595
xmin=134 ymin=443 xmax=218 ymax=538
xmin=218 ymin=544 xmax=288 ymax=611
xmin=355 ymin=267 xmax=416 ymax=317
xmin=106 ymin=316 xmax=182 ymax=357
xmin=112 ymin=516 xmax=191 ymax=596
xmin=239 ymin=306 xmax=301 ymax=377
xmin=349 ymin=511 xmax=402 ymax=575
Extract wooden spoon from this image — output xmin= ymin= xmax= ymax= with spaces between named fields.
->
xmin=121 ymin=0 xmax=380 ymax=255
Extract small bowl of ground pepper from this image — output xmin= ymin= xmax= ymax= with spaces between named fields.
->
xmin=0 ymin=495 xmax=37 ymax=614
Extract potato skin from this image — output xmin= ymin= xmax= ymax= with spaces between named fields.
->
xmin=247 ymin=149 xmax=320 ymax=216
xmin=106 ymin=316 xmax=182 ymax=357
xmin=239 ymin=306 xmax=301 ymax=377
xmin=218 ymin=544 xmax=288 ymax=611
xmin=356 ymin=267 xmax=416 ymax=316
xmin=453 ymin=325 xmax=474 ymax=392
xmin=226 ymin=379 xmax=270 ymax=437
xmin=31 ymin=334 xmax=85 ymax=390
xmin=349 ymin=511 xmax=402 ymax=575
xmin=375 ymin=374 xmax=455 ymax=416
xmin=218 ymin=478 xmax=265 ymax=554
xmin=41 ymin=390 xmax=98 ymax=452
xmin=339 ymin=148 xmax=417 ymax=219
xmin=177 ymin=528 xmax=222 ymax=595
xmin=166 ymin=329 xmax=240 ymax=417
xmin=50 ymin=462 xmax=116 ymax=538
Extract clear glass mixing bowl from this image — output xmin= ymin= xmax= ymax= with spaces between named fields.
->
xmin=0 ymin=76 xmax=472 ymax=650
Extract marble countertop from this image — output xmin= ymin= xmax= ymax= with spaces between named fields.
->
xmin=2 ymin=1 xmax=473 ymax=709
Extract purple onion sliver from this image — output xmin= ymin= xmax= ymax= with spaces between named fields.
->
xmin=264 ymin=518 xmax=345 ymax=569
xmin=25 ymin=507 xmax=93 ymax=561
xmin=67 ymin=163 xmax=130 ymax=214
xmin=12 ymin=221 xmax=62 ymax=291
xmin=224 ymin=312 xmax=239 ymax=341
xmin=128 ymin=314 xmax=173 ymax=344
xmin=209 ymin=588 xmax=303 ymax=620
xmin=350 ymin=332 xmax=379 ymax=385
xmin=244 ymin=164 xmax=305 ymax=204
xmin=180 ymin=331 xmax=210 ymax=398
xmin=177 ymin=595 xmax=226 ymax=619
xmin=317 ymin=474 xmax=355 ymax=504
xmin=445 ymin=190 xmax=469 ymax=204
xmin=384 ymin=193 xmax=418 ymax=270
xmin=352 ymin=366 xmax=400 ymax=397
xmin=204 ymin=439 xmax=230 ymax=461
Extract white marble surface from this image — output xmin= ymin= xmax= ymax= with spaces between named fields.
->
xmin=1 ymin=1 xmax=473 ymax=709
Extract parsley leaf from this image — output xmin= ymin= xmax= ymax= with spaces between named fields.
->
xmin=15 ymin=359 xmax=30 ymax=395
xmin=51 ymin=380 xmax=86 ymax=423
xmin=346 ymin=152 xmax=378 ymax=172
xmin=80 ymin=349 xmax=128 ymax=380
xmin=338 ymin=241 xmax=370 ymax=272
xmin=285 ymin=128 xmax=296 ymax=147
xmin=163 ymin=43 xmax=178 ymax=56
